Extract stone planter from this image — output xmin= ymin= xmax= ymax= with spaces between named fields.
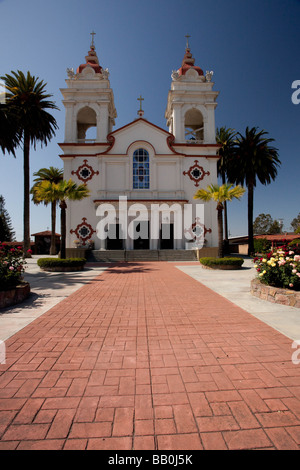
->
xmin=0 ymin=282 xmax=30 ymax=309
xmin=39 ymin=266 xmax=84 ymax=272
xmin=251 ymin=278 xmax=300 ymax=308
xmin=200 ymin=264 xmax=243 ymax=270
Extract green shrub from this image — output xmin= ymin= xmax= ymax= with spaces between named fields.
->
xmin=37 ymin=258 xmax=86 ymax=268
xmin=199 ymin=257 xmax=244 ymax=267
xmin=253 ymin=238 xmax=272 ymax=254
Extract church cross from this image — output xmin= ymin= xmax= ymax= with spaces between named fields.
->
xmin=185 ymin=34 xmax=191 ymax=49
xmin=90 ymin=31 xmax=96 ymax=46
xmin=137 ymin=95 xmax=144 ymax=111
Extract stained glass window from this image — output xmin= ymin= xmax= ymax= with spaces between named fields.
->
xmin=133 ymin=148 xmax=149 ymax=189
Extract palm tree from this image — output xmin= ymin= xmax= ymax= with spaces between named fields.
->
xmin=194 ymin=183 xmax=245 ymax=258
xmin=227 ymin=127 xmax=281 ymax=256
xmin=0 ymin=103 xmax=21 ymax=155
xmin=33 ymin=179 xmax=90 ymax=259
xmin=30 ymin=167 xmax=64 ymax=255
xmin=1 ymin=71 xmax=58 ymax=256
xmin=216 ymin=127 xmax=236 ymax=250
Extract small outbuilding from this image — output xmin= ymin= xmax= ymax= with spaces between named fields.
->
xmin=31 ymin=231 xmax=61 ymax=255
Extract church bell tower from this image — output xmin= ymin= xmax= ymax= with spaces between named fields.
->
xmin=165 ymin=37 xmax=218 ymax=144
xmin=60 ymin=33 xmax=117 ymax=144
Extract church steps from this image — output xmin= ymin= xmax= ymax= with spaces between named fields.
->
xmin=87 ymin=250 xmax=198 ymax=262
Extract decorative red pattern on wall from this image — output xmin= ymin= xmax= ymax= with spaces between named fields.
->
xmin=71 ymin=159 xmax=99 ymax=184
xmin=184 ymin=217 xmax=212 ymax=246
xmin=183 ymin=160 xmax=210 ymax=186
xmin=70 ymin=218 xmax=96 ymax=245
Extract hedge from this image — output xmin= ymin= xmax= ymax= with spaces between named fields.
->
xmin=253 ymin=238 xmax=272 ymax=254
xmin=289 ymin=239 xmax=300 ymax=246
xmin=199 ymin=257 xmax=244 ymax=267
xmin=37 ymin=258 xmax=86 ymax=268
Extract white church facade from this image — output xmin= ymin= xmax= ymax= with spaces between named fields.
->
xmin=59 ymin=36 xmax=220 ymax=256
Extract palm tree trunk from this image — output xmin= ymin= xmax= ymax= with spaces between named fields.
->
xmin=221 ymin=174 xmax=229 ymax=254
xmin=23 ymin=133 xmax=31 ymax=257
xmin=223 ymin=201 xmax=228 ymax=252
xmin=247 ymin=182 xmax=254 ymax=256
xmin=60 ymin=200 xmax=67 ymax=259
xmin=217 ymin=206 xmax=224 ymax=258
xmin=50 ymin=201 xmax=56 ymax=255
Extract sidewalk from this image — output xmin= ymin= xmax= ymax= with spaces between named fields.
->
xmin=0 ymin=259 xmax=300 ymax=450
xmin=177 ymin=258 xmax=300 ymax=341
xmin=0 ymin=256 xmax=108 ymax=342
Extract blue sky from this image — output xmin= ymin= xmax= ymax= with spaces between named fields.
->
xmin=0 ymin=0 xmax=299 ymax=240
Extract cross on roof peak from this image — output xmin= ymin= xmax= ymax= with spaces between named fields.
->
xmin=137 ymin=95 xmax=144 ymax=111
xmin=90 ymin=31 xmax=96 ymax=47
xmin=137 ymin=95 xmax=144 ymax=117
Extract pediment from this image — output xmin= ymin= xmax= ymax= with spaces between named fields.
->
xmin=106 ymin=118 xmax=178 ymax=156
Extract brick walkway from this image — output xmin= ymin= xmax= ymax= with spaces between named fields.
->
xmin=1 ymin=261 xmax=300 ymax=450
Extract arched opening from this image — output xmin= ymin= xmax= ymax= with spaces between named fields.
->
xmin=184 ymin=109 xmax=204 ymax=143
xmin=77 ymin=106 xmax=97 ymax=142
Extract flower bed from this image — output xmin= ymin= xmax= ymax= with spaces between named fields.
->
xmin=37 ymin=258 xmax=86 ymax=272
xmin=253 ymin=247 xmax=300 ymax=291
xmin=0 ymin=243 xmax=28 ymax=290
xmin=0 ymin=243 xmax=30 ymax=308
xmin=251 ymin=245 xmax=300 ymax=307
xmin=199 ymin=257 xmax=244 ymax=270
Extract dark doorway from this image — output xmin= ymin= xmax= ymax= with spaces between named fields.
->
xmin=160 ymin=223 xmax=174 ymax=249
xmin=107 ymin=224 xmax=124 ymax=250
xmin=133 ymin=221 xmax=150 ymax=250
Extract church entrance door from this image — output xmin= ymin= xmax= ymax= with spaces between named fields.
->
xmin=160 ymin=224 xmax=174 ymax=250
xmin=133 ymin=221 xmax=150 ymax=250
xmin=107 ymin=224 xmax=124 ymax=250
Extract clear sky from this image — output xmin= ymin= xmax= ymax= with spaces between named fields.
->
xmin=0 ymin=0 xmax=299 ymax=240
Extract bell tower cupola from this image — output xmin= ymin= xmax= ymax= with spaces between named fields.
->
xmin=60 ymin=33 xmax=117 ymax=143
xmin=165 ymin=36 xmax=218 ymax=144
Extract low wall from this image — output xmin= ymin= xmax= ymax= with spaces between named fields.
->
xmin=251 ymin=278 xmax=300 ymax=308
xmin=65 ymin=248 xmax=89 ymax=259
xmin=196 ymin=247 xmax=218 ymax=259
xmin=0 ymin=282 xmax=30 ymax=309
xmin=229 ymin=244 xmax=249 ymax=255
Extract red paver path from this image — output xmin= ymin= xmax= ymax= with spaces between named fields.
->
xmin=1 ymin=261 xmax=300 ymax=450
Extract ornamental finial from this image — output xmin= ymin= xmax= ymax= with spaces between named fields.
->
xmin=185 ymin=34 xmax=191 ymax=49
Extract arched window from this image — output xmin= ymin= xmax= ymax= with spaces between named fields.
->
xmin=133 ymin=148 xmax=150 ymax=189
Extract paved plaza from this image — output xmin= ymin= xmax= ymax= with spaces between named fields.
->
xmin=0 ymin=257 xmax=300 ymax=450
